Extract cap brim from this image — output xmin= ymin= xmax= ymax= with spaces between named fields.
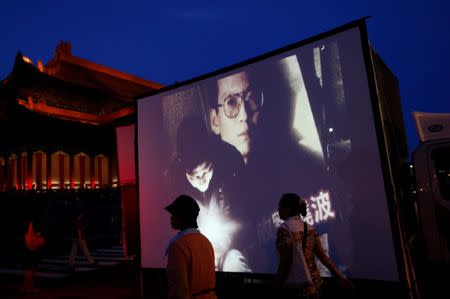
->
xmin=165 ymin=203 xmax=177 ymax=215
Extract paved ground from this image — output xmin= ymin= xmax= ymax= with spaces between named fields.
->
xmin=0 ymin=246 xmax=131 ymax=279
xmin=1 ymin=245 xmax=447 ymax=299
xmin=0 ymin=246 xmax=139 ymax=299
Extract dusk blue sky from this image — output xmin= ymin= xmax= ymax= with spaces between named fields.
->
xmin=1 ymin=0 xmax=449 ymax=156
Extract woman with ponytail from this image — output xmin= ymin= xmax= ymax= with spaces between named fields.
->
xmin=274 ymin=193 xmax=352 ymax=298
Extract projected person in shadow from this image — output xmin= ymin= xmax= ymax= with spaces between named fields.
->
xmin=165 ymin=116 xmax=251 ymax=272
xmin=275 ymin=193 xmax=353 ymax=299
xmin=172 ymin=116 xmax=244 ymax=204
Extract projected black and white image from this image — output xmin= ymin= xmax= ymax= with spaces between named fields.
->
xmin=138 ymin=27 xmax=399 ymax=281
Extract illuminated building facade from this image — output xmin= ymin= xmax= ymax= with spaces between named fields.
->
xmin=0 ymin=42 xmax=162 ymax=191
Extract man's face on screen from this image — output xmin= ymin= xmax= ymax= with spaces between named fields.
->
xmin=210 ymin=72 xmax=260 ymax=163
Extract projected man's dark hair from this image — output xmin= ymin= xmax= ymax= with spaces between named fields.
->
xmin=176 ymin=116 xmax=213 ymax=172
xmin=203 ymin=69 xmax=260 ymax=109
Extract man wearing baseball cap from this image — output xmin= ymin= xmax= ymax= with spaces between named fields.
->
xmin=165 ymin=195 xmax=217 ymax=299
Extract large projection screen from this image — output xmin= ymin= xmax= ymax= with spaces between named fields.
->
xmin=137 ymin=24 xmax=399 ymax=281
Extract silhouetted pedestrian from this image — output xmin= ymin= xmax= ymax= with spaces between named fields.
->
xmin=22 ymin=219 xmax=45 ymax=294
xmin=165 ymin=195 xmax=217 ymax=299
xmin=68 ymin=209 xmax=96 ymax=271
xmin=274 ymin=193 xmax=353 ymax=298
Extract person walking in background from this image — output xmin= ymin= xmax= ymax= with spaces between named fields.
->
xmin=165 ymin=194 xmax=217 ymax=299
xmin=22 ymin=218 xmax=45 ymax=294
xmin=274 ymin=193 xmax=353 ymax=298
xmin=68 ymin=209 xmax=96 ymax=272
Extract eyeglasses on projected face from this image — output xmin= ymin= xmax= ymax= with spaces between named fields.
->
xmin=216 ymin=89 xmax=264 ymax=119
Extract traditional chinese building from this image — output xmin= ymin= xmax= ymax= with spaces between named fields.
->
xmin=0 ymin=42 xmax=162 ymax=191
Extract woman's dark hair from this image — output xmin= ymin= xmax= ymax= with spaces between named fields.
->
xmin=279 ymin=193 xmax=307 ymax=217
